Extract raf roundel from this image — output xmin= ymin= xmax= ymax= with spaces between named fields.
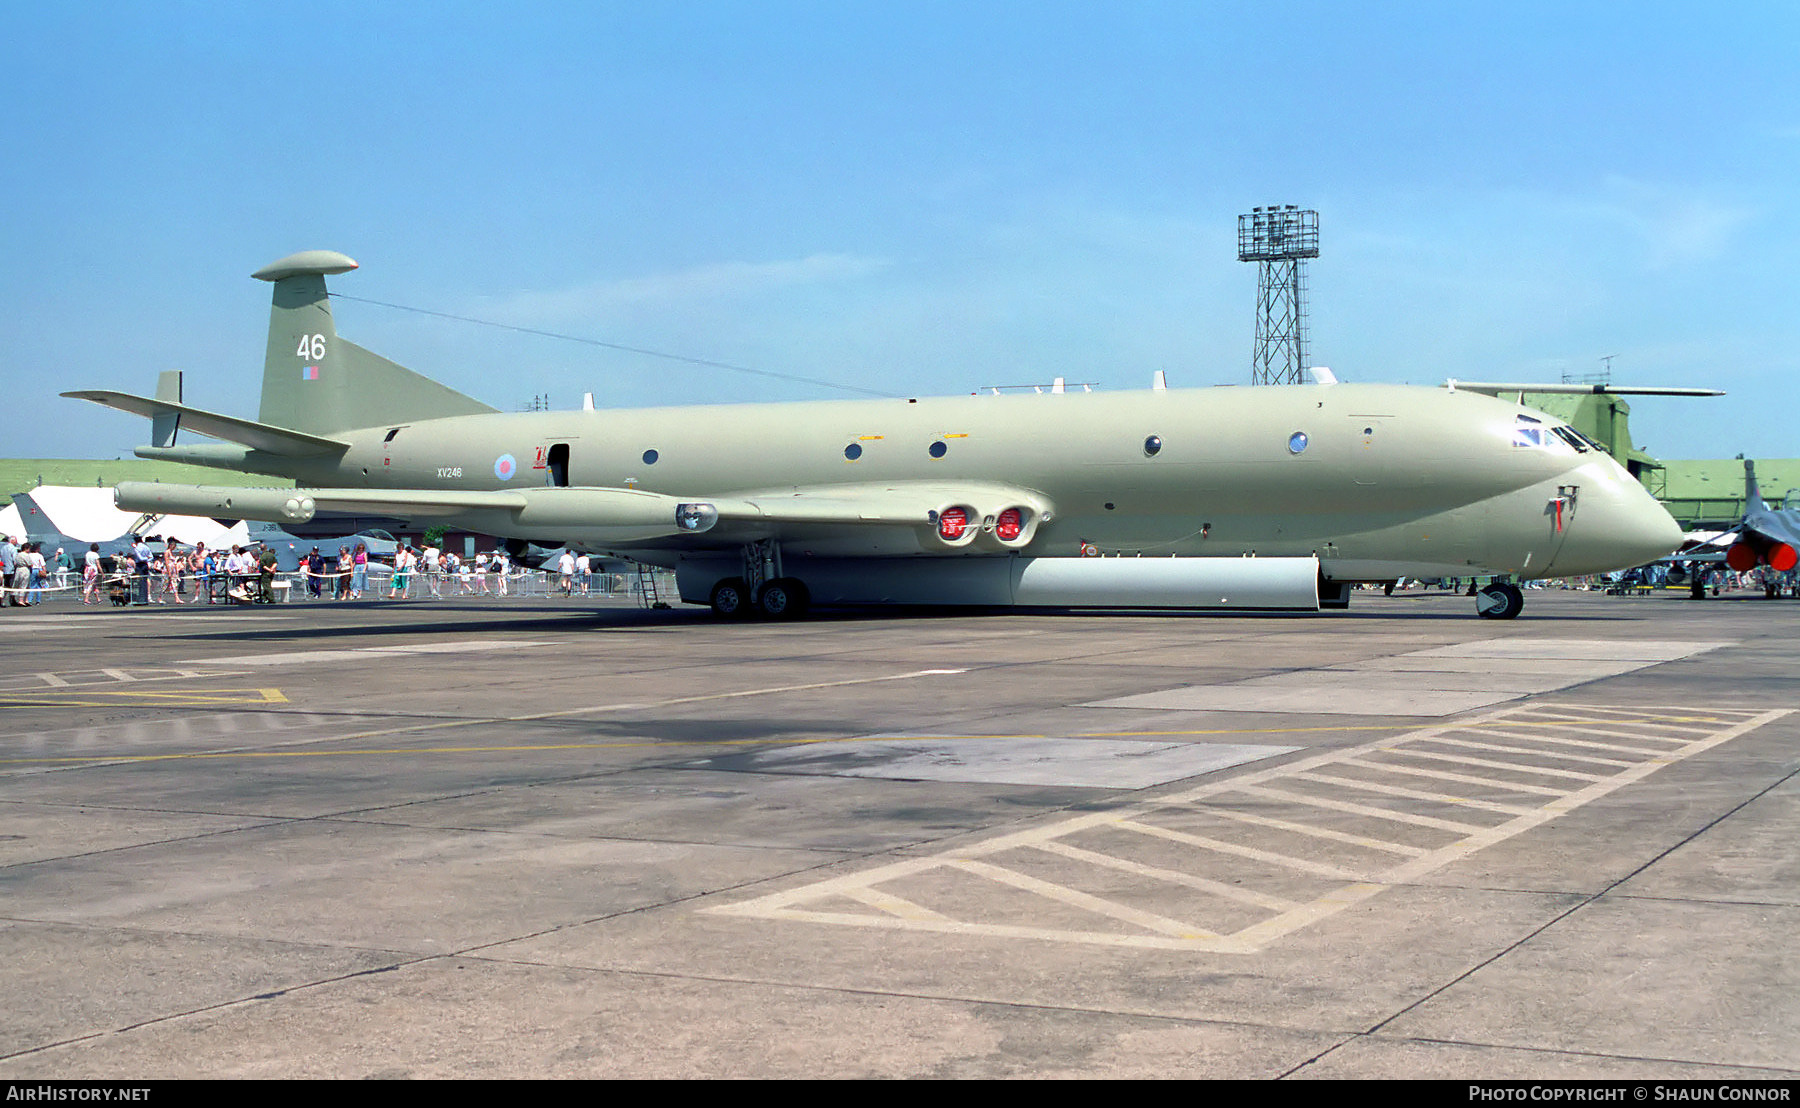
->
xmin=494 ymin=454 xmax=517 ymax=481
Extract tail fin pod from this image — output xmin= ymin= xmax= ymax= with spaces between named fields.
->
xmin=253 ymin=251 xmax=496 ymax=436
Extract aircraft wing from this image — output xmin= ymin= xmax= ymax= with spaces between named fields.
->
xmin=112 ymin=479 xmax=1054 ymax=546
xmin=1443 ymin=381 xmax=1724 ymax=397
xmin=62 ymin=390 xmax=349 ymax=457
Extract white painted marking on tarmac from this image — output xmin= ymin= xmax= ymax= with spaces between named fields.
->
xmin=707 ymin=704 xmax=1789 ymax=953
xmin=841 ymin=886 xmax=952 ymax=923
xmin=1083 ymin=640 xmax=1736 ymax=717
xmin=0 ymin=668 xmax=239 ymax=692
xmin=1379 ymin=746 xmax=1608 ymax=782
xmin=949 ymin=858 xmax=1220 ymax=940
xmin=1231 ymin=783 xmax=1484 ymax=835
xmin=1421 ymin=734 xmax=1637 ymax=767
xmin=1289 ymin=770 xmax=1535 ymax=818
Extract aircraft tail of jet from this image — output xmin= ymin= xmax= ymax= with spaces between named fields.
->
xmin=252 ymin=250 xmax=496 ymax=436
xmin=1744 ymin=459 xmax=1770 ymax=515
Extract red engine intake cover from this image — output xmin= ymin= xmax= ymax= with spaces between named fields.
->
xmin=1769 ymin=543 xmax=1798 ymax=572
xmin=1725 ymin=543 xmax=1759 ymax=572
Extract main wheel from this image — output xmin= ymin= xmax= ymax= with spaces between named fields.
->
xmin=1475 ymin=582 xmax=1524 ymax=620
xmin=757 ymin=577 xmax=810 ymax=619
xmin=709 ymin=577 xmax=751 ymax=618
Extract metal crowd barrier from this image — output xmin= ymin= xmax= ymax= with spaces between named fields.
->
xmin=2 ymin=565 xmax=680 ymax=608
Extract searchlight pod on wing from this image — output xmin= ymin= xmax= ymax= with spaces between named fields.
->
xmin=66 ymin=251 xmax=1699 ymax=621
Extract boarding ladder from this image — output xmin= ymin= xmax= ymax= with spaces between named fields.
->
xmin=635 ymin=564 xmax=670 ymax=609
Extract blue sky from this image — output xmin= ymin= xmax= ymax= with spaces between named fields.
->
xmin=4 ymin=1 xmax=1797 ymax=461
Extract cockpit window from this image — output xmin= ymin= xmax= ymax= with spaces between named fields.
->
xmin=1550 ymin=425 xmax=1591 ymax=453
xmin=1510 ymin=415 xmax=1544 ymax=448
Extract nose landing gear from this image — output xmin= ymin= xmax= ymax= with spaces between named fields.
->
xmin=1476 ymin=581 xmax=1524 ymax=620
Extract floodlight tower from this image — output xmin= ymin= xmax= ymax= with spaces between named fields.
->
xmin=1238 ymin=206 xmax=1320 ymax=385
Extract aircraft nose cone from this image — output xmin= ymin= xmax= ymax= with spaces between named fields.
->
xmin=1549 ymin=474 xmax=1683 ymax=576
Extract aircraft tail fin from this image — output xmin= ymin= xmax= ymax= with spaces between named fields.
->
xmin=1745 ymin=459 xmax=1768 ymax=514
xmin=253 ymin=251 xmax=497 ymax=436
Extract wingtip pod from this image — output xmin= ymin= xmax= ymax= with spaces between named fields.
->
xmin=251 ymin=251 xmax=359 ymax=282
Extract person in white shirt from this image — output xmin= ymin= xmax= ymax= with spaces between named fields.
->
xmin=557 ymin=550 xmax=576 ymax=596
xmin=225 ymin=546 xmax=252 ymax=601
xmin=575 ymin=553 xmax=591 ymax=596
xmin=389 ymin=546 xmax=413 ymax=599
xmin=22 ymin=545 xmax=46 ymax=604
xmin=82 ymin=544 xmax=102 ymax=604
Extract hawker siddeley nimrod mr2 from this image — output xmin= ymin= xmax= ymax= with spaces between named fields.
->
xmin=66 ymin=250 xmax=1689 ymax=620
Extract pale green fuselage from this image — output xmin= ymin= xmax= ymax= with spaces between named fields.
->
xmin=238 ymin=381 xmax=1674 ymax=582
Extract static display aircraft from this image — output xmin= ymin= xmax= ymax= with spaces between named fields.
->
xmin=66 ymin=250 xmax=1688 ymax=620
xmin=1658 ymin=461 xmax=1800 ymax=599
xmin=1722 ymin=460 xmax=1800 ymax=575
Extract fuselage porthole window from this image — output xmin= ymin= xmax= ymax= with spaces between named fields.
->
xmin=642 ymin=449 xmax=659 ymax=465
xmin=1288 ymin=431 xmax=1309 ymax=455
xmin=844 ymin=442 xmax=863 ymax=461
xmin=1143 ymin=435 xmax=1162 ymax=457
xmin=928 ymin=440 xmax=947 ymax=459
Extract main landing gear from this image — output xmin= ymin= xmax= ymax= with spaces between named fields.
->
xmin=708 ymin=575 xmax=811 ymax=619
xmin=708 ymin=541 xmax=811 ymax=620
xmin=1475 ymin=581 xmax=1524 ymax=620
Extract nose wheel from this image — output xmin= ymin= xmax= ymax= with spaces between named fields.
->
xmin=1475 ymin=582 xmax=1524 ymax=620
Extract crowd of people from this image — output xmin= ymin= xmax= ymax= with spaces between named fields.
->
xmin=1 ymin=533 xmax=623 ymax=606
xmin=0 ymin=536 xmax=63 ymax=606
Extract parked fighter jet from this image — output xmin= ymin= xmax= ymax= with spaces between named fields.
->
xmin=1724 ymin=460 xmax=1800 ymax=574
xmin=66 ymin=250 xmax=1687 ymax=620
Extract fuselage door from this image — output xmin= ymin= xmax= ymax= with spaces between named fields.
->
xmin=547 ymin=443 xmax=570 ymax=488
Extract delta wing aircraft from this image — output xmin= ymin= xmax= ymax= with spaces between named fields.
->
xmin=66 ymin=250 xmax=1687 ymax=620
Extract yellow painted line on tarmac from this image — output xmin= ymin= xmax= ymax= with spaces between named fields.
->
xmin=0 ymin=729 xmax=1049 ymax=767
xmin=0 ymin=669 xmax=974 ymax=766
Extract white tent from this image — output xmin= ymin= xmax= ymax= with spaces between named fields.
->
xmin=15 ymin=486 xmax=248 ymax=549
